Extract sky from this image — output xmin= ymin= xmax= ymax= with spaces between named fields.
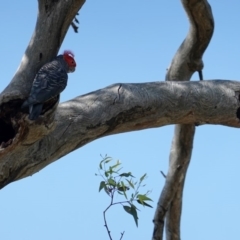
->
xmin=1 ymin=0 xmax=240 ymax=239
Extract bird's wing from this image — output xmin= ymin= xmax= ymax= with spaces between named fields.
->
xmin=28 ymin=63 xmax=68 ymax=104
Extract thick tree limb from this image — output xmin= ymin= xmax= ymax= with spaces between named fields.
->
xmin=0 ymin=80 xmax=240 ymax=188
xmin=152 ymin=0 xmax=214 ymax=239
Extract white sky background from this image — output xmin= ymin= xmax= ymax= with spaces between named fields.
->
xmin=0 ymin=1 xmax=240 ymax=239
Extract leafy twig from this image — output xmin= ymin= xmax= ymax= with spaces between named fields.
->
xmin=96 ymin=155 xmax=153 ymax=239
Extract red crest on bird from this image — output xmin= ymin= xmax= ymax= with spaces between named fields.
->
xmin=63 ymin=50 xmax=76 ymax=72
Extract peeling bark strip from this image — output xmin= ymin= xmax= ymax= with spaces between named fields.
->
xmin=0 ymin=80 xmax=240 ymax=189
xmin=153 ymin=0 xmax=214 ymax=240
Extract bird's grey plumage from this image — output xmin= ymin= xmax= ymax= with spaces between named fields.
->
xmin=22 ymin=55 xmax=70 ymax=120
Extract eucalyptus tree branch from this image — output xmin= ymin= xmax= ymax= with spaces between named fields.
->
xmin=0 ymin=0 xmax=86 ymax=162
xmin=0 ymin=0 xmax=86 ymax=186
xmin=152 ymin=0 xmax=214 ymax=239
xmin=0 ymin=80 xmax=240 ymax=189
xmin=0 ymin=0 xmax=85 ymax=103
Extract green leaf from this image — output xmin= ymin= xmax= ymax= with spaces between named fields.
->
xmin=140 ymin=173 xmax=147 ymax=182
xmin=104 ymin=186 xmax=110 ymax=196
xmin=111 ymin=161 xmax=121 ymax=170
xmin=108 ymin=167 xmax=113 ymax=175
xmin=108 ymin=178 xmax=116 ymax=187
xmin=99 ymin=156 xmax=111 ymax=169
xmin=137 ymin=194 xmax=153 ymax=202
xmin=99 ymin=161 xmax=103 ymax=170
xmin=137 ymin=194 xmax=153 ymax=208
xmin=119 ymin=172 xmax=134 ymax=178
xmin=123 ymin=205 xmax=139 ymax=227
xmin=126 ymin=179 xmax=135 ymax=189
xmin=104 ymin=157 xmax=112 ymax=164
xmin=137 ymin=200 xmax=153 ymax=208
xmin=131 ymin=193 xmax=134 ymax=200
xmin=120 ymin=181 xmax=128 ymax=199
xmin=117 ymin=186 xmax=130 ymax=192
xmin=123 ymin=205 xmax=131 ymax=214
xmin=99 ymin=181 xmax=106 ymax=192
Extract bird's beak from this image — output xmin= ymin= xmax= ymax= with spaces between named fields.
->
xmin=69 ymin=66 xmax=76 ymax=73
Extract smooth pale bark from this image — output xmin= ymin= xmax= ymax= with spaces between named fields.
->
xmin=0 ymin=80 xmax=240 ymax=188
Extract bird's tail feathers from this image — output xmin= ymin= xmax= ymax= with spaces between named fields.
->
xmin=21 ymin=100 xmax=29 ymax=110
xmin=29 ymin=104 xmax=43 ymax=120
